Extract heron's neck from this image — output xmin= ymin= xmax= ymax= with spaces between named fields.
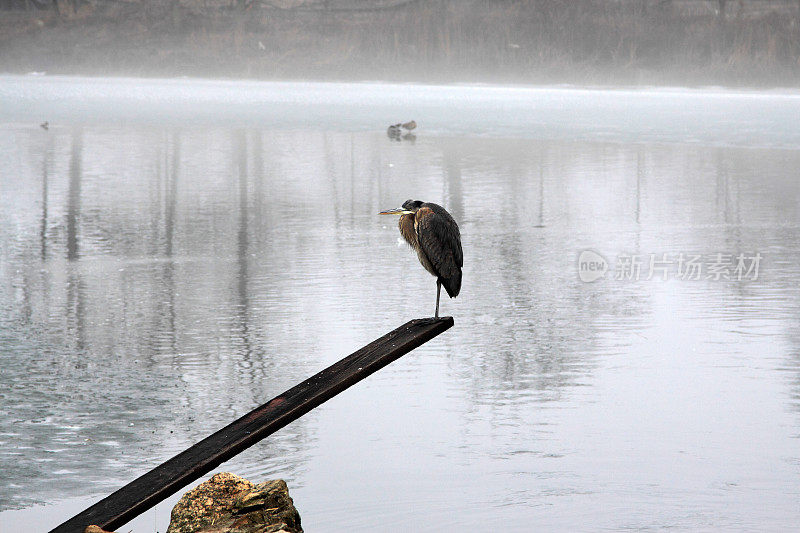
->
xmin=399 ymin=214 xmax=417 ymax=247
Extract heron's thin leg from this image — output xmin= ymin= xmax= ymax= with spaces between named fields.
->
xmin=435 ymin=280 xmax=441 ymax=318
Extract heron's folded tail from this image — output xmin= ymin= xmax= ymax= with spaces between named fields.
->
xmin=442 ymin=270 xmax=461 ymax=298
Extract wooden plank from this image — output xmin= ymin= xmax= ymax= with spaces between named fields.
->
xmin=49 ymin=317 xmax=454 ymax=533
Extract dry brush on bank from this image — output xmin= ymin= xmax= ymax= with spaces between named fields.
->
xmin=1 ymin=0 xmax=799 ymax=84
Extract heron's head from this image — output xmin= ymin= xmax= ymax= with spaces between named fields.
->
xmin=379 ymin=199 xmax=422 ymax=216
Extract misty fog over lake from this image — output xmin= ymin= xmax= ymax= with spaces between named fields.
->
xmin=2 ymin=2 xmax=800 ymax=532
xmin=1 ymin=74 xmax=800 ymax=531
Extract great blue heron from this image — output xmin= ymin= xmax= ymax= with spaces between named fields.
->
xmin=380 ymin=200 xmax=462 ymax=318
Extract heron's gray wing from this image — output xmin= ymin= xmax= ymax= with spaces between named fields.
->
xmin=426 ymin=204 xmax=463 ymax=268
xmin=415 ymin=207 xmax=462 ymax=281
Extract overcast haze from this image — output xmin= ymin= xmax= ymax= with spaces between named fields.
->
xmin=2 ymin=2 xmax=800 ymax=533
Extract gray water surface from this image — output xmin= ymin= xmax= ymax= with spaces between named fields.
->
xmin=1 ymin=76 xmax=799 ymax=532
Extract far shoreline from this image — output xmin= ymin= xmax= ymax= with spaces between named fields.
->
xmin=2 ymin=1 xmax=800 ymax=89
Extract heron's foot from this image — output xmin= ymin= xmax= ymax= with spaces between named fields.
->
xmin=416 ymin=316 xmax=452 ymax=325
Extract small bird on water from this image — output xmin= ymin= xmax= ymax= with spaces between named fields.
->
xmin=387 ymin=120 xmax=417 ymax=140
xmin=380 ymin=200 xmax=462 ymax=318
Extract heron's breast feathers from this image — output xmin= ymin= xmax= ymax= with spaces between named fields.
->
xmin=398 ymin=213 xmax=418 ymax=248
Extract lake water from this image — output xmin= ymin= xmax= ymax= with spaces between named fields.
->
xmin=1 ymin=76 xmax=799 ymax=532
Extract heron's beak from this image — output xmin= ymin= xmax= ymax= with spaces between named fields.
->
xmin=379 ymin=208 xmax=414 ymax=215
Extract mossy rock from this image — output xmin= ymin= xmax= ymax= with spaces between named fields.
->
xmin=166 ymin=472 xmax=302 ymax=533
